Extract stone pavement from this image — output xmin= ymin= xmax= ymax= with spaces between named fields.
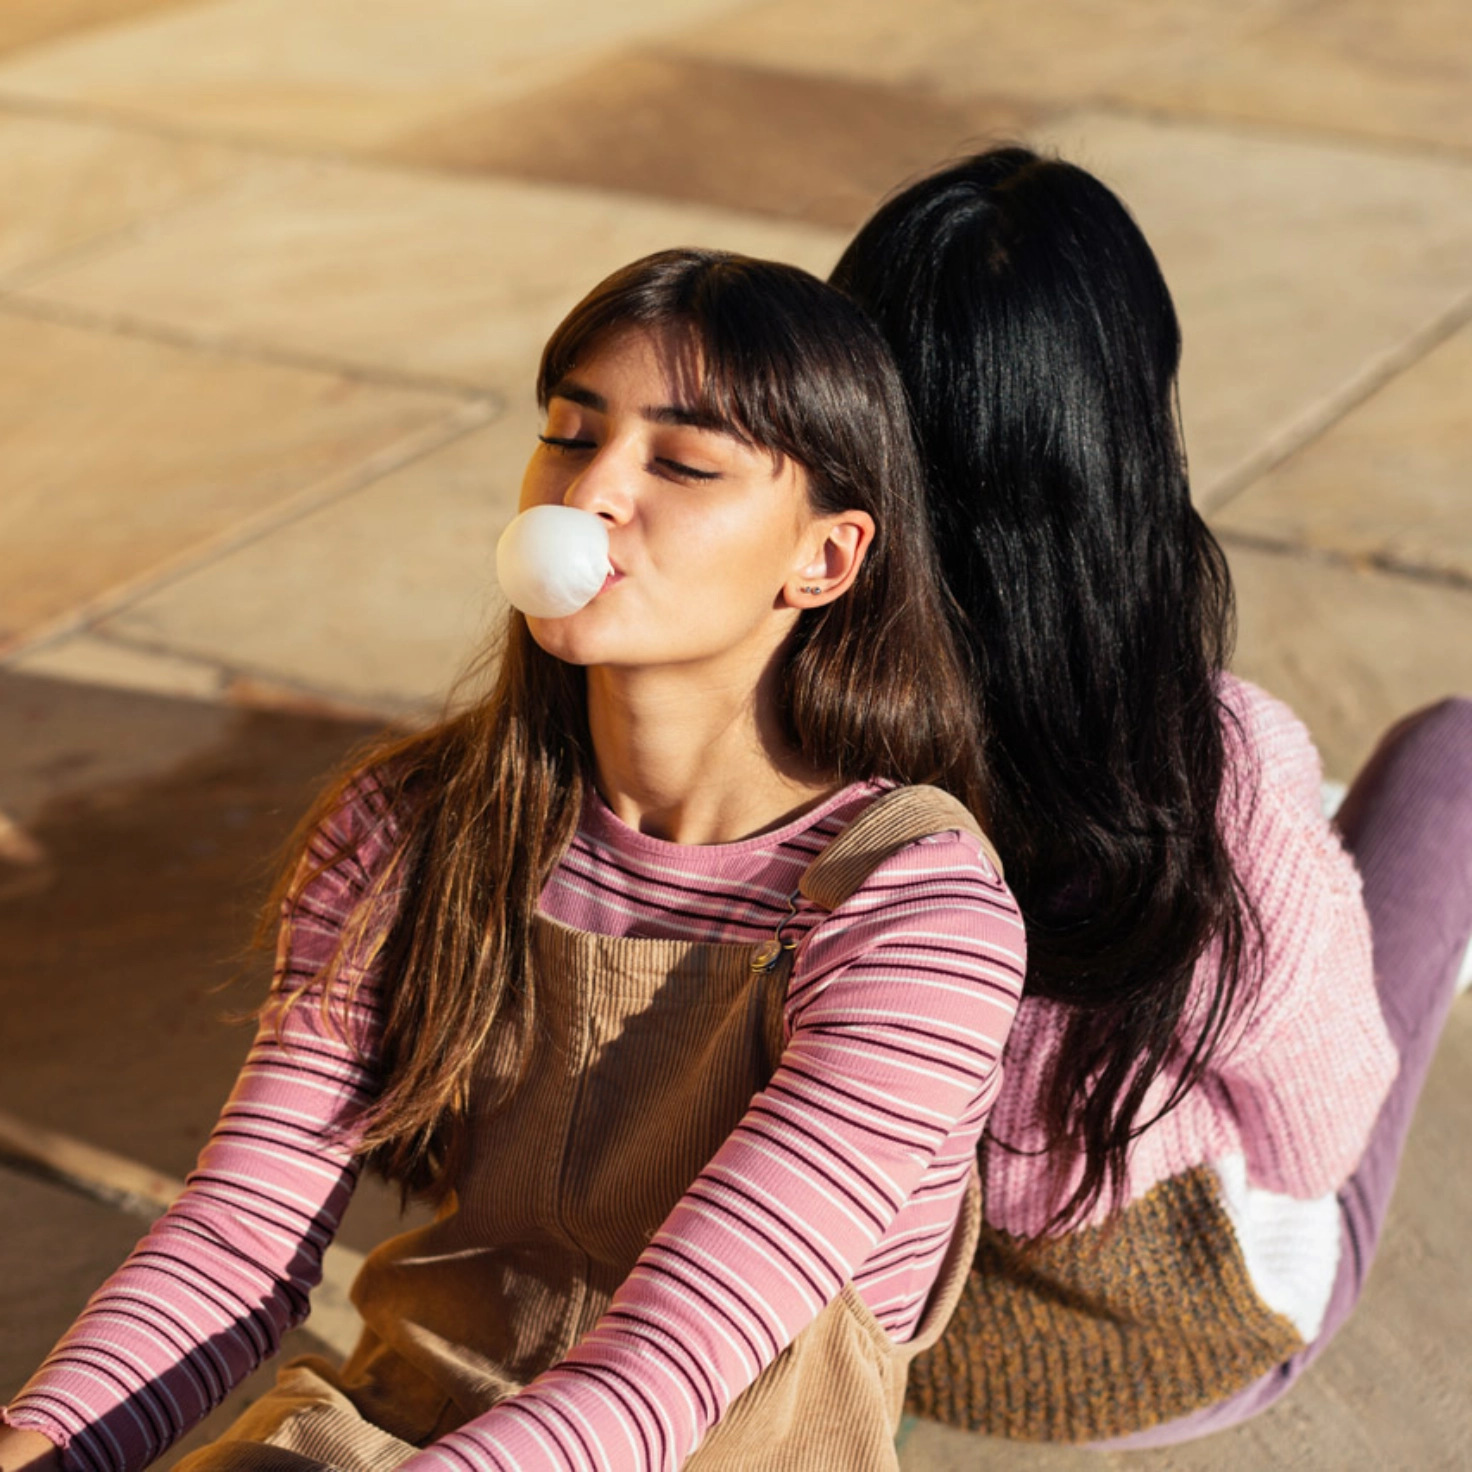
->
xmin=0 ymin=1 xmax=1469 ymax=1467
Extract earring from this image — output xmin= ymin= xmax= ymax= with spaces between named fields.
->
xmin=800 ymin=585 xmax=823 ymax=595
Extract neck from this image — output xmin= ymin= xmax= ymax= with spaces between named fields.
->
xmin=586 ymin=657 xmax=840 ymax=845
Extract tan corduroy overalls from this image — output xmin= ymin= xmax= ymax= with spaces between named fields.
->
xmin=180 ymin=787 xmax=992 ymax=1472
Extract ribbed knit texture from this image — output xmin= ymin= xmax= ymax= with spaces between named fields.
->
xmin=905 ymin=1168 xmax=1303 ymax=1440
xmin=983 ymin=678 xmax=1390 ymax=1239
xmin=906 ymin=677 xmax=1397 ymax=1442
xmin=6 ymin=785 xmax=1024 ymax=1472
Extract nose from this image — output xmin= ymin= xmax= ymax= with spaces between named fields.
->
xmin=562 ymin=441 xmax=635 ymax=525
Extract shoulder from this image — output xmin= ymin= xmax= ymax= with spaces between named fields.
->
xmin=797 ymin=793 xmax=1026 ymax=996
xmin=1218 ymin=673 xmax=1325 ymax=821
xmin=865 ymin=823 xmax=1009 ymax=896
xmin=280 ymin=763 xmax=412 ymax=966
xmin=302 ymin=765 xmax=407 ymax=885
xmin=815 ymin=783 xmax=1014 ymax=913
xmin=1210 ymin=680 xmax=1373 ymax=1051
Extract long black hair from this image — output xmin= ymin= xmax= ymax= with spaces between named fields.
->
xmin=832 ymin=148 xmax=1260 ymax=1231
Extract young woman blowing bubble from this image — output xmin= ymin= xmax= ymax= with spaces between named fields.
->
xmin=832 ymin=146 xmax=1472 ymax=1446
xmin=0 ymin=250 xmax=1025 ymax=1472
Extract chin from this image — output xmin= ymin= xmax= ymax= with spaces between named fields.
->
xmin=525 ymin=620 xmax=599 ymax=667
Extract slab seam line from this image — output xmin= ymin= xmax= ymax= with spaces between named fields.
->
xmin=1201 ymin=282 xmax=1472 ymax=515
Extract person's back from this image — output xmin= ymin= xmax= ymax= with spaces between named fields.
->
xmin=918 ymin=673 xmax=1392 ymax=1440
xmin=833 ymin=146 xmax=1471 ymax=1446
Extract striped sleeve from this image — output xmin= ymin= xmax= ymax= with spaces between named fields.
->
xmin=398 ymin=828 xmax=1025 ymax=1472
xmin=2 ymin=789 xmax=393 ymax=1472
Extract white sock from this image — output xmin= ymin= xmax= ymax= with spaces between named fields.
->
xmin=1320 ymin=780 xmax=1348 ymax=820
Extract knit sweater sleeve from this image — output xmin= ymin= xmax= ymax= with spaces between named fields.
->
xmin=1 ymin=785 xmax=394 ymax=1472
xmin=1212 ymin=678 xmax=1396 ymax=1197
xmin=397 ymin=828 xmax=1025 ymax=1472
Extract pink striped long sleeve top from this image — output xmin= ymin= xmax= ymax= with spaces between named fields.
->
xmin=5 ymin=781 xmax=1025 ymax=1472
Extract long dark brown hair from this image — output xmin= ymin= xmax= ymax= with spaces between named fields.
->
xmin=833 ymin=149 xmax=1261 ymax=1232
xmin=265 ymin=248 xmax=987 ymax=1200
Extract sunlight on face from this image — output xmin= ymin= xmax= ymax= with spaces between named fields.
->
xmin=518 ymin=328 xmax=824 ymax=679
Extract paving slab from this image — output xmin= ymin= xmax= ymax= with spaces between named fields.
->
xmin=1117 ymin=0 xmax=1472 ymax=157
xmin=0 ymin=670 xmax=420 ymax=1256
xmin=0 ymin=308 xmax=474 ymax=658
xmin=91 ymin=411 xmax=538 ymax=717
xmin=386 ymin=49 xmax=1040 ymax=230
xmin=1224 ymin=543 xmax=1472 ymax=781
xmin=12 ymin=634 xmax=228 ymax=705
xmin=15 ymin=161 xmax=845 ymax=398
xmin=1214 ymin=317 xmax=1472 ymax=584
xmin=1030 ymin=112 xmax=1472 ymax=505
xmin=0 ymin=663 xmax=231 ymax=831
xmin=669 ymin=0 xmax=1281 ymax=107
xmin=0 ymin=1168 xmax=152 ymax=1399
xmin=0 ymin=111 xmax=249 ymax=284
xmin=0 ymin=0 xmax=200 ymax=61
xmin=0 ymin=672 xmax=358 ymax=1177
xmin=0 ymin=0 xmax=749 ymax=152
xmin=675 ymin=0 xmax=1472 ymax=159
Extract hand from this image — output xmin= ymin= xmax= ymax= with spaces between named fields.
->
xmin=0 ymin=1427 xmax=64 ymax=1472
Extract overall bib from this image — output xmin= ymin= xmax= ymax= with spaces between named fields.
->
xmin=180 ymin=786 xmax=990 ymax=1472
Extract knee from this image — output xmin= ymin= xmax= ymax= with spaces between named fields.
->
xmin=1390 ymin=696 xmax=1472 ymax=746
xmin=1367 ymin=696 xmax=1472 ymax=783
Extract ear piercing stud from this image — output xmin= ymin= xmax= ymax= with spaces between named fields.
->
xmin=800 ymin=585 xmax=823 ymax=595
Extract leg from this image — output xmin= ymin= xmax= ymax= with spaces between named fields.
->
xmin=1103 ymin=697 xmax=1472 ymax=1448
xmin=1302 ymin=696 xmax=1472 ymax=1354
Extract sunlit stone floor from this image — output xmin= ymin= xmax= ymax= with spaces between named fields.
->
xmin=2 ymin=3 xmax=1469 ymax=1467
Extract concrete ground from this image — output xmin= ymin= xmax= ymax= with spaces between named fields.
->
xmin=1 ymin=1 xmax=1469 ymax=1467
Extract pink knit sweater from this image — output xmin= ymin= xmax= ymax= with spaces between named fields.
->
xmin=982 ymin=676 xmax=1395 ymax=1343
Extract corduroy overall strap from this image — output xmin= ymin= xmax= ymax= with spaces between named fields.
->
xmin=798 ymin=784 xmax=1000 ymax=913
xmin=687 ymin=784 xmax=993 ymax=1471
xmin=176 ymin=784 xmax=997 ymax=1472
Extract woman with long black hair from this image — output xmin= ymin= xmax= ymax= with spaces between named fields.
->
xmin=833 ymin=146 xmax=1472 ymax=1446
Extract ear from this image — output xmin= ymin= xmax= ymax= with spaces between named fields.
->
xmin=781 ymin=511 xmax=877 ymax=609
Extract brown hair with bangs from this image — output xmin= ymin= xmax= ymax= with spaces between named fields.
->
xmin=265 ymin=249 xmax=989 ymax=1199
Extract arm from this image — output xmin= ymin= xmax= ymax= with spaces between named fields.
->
xmin=1215 ymin=680 xmax=1396 ymax=1196
xmin=0 ymin=1429 xmax=63 ymax=1472
xmin=402 ymin=829 xmax=1025 ymax=1472
xmin=1 ymin=791 xmax=394 ymax=1472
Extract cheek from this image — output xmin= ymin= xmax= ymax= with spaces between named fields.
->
xmin=687 ymin=510 xmax=799 ymax=606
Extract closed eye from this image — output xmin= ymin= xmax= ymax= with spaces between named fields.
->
xmin=654 ymin=458 xmax=721 ymax=482
xmin=538 ymin=434 xmax=595 ymax=453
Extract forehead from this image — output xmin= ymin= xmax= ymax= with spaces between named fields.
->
xmin=549 ymin=326 xmax=695 ymax=400
xmin=549 ymin=327 xmax=758 ymax=444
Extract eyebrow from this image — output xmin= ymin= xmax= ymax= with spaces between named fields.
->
xmin=550 ymin=380 xmax=750 ymax=442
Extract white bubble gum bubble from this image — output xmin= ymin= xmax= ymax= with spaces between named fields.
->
xmin=496 ymin=505 xmax=612 ymax=619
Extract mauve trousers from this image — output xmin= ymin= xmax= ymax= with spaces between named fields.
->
xmin=1104 ymin=696 xmax=1472 ymax=1449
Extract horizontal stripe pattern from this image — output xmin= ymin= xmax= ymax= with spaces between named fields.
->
xmin=426 ymin=786 xmax=1024 ymax=1470
xmin=7 ymin=781 xmax=1025 ymax=1472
